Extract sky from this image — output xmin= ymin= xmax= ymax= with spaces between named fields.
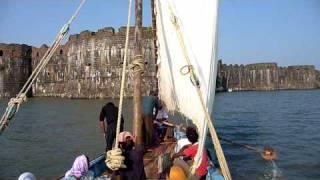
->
xmin=0 ymin=0 xmax=319 ymax=68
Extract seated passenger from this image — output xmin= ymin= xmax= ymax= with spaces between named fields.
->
xmin=172 ymin=127 xmax=209 ymax=180
xmin=155 ymin=104 xmax=169 ymax=122
xmin=154 ymin=104 xmax=169 ymax=141
xmin=175 ymin=137 xmax=191 ymax=154
xmin=64 ymin=154 xmax=94 ymax=180
xmin=118 ymin=131 xmax=146 ymax=180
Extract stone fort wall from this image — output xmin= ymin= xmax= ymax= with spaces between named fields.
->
xmin=217 ymin=60 xmax=320 ymax=91
xmin=0 ymin=27 xmax=320 ymax=98
xmin=30 ymin=27 xmax=157 ymax=98
xmin=0 ymin=43 xmax=32 ymax=98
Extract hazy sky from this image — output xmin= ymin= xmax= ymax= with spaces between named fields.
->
xmin=0 ymin=0 xmax=319 ymax=68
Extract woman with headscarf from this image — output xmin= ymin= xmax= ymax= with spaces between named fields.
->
xmin=64 ymin=154 xmax=93 ymax=180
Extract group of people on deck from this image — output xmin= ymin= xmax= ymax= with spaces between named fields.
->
xmin=61 ymin=92 xmax=211 ymax=180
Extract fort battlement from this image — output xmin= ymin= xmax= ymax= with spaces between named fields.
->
xmin=245 ymin=62 xmax=278 ymax=70
xmin=0 ymin=27 xmax=319 ymax=98
xmin=68 ymin=27 xmax=152 ymax=42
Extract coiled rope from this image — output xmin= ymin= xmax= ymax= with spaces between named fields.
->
xmin=129 ymin=54 xmax=145 ymax=74
xmin=167 ymin=1 xmax=232 ymax=179
xmin=0 ymin=0 xmax=86 ymax=134
xmin=105 ymin=0 xmax=133 ymax=171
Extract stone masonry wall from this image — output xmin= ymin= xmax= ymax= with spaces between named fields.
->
xmin=31 ymin=27 xmax=157 ymax=98
xmin=1 ymin=27 xmax=320 ymax=98
xmin=0 ymin=43 xmax=32 ymax=98
xmin=217 ymin=60 xmax=320 ymax=91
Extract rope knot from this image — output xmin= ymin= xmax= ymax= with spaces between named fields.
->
xmin=105 ymin=148 xmax=127 ymax=171
xmin=129 ymin=55 xmax=145 ymax=74
xmin=8 ymin=93 xmax=27 ymax=110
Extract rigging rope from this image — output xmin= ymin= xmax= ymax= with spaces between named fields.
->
xmin=105 ymin=0 xmax=132 ymax=171
xmin=0 ymin=0 xmax=86 ymax=134
xmin=167 ymin=2 xmax=232 ymax=179
xmin=114 ymin=0 xmax=133 ymax=149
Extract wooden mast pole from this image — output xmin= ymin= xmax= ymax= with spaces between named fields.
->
xmin=151 ymin=0 xmax=157 ymax=66
xmin=133 ymin=0 xmax=143 ymax=145
xmin=150 ymin=0 xmax=159 ymax=94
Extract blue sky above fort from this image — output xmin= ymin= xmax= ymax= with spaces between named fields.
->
xmin=0 ymin=0 xmax=319 ymax=68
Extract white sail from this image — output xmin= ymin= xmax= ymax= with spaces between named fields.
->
xmin=155 ymin=0 xmax=219 ymax=130
xmin=155 ymin=0 xmax=220 ymax=171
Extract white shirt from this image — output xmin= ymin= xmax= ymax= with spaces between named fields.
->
xmin=175 ymin=138 xmax=191 ymax=153
xmin=156 ymin=109 xmax=169 ymax=120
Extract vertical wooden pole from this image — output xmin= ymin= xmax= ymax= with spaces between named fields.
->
xmin=151 ymin=0 xmax=158 ymax=92
xmin=133 ymin=0 xmax=143 ymax=145
xmin=151 ymin=0 xmax=157 ymax=65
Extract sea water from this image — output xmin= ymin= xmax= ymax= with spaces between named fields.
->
xmin=0 ymin=90 xmax=319 ymax=179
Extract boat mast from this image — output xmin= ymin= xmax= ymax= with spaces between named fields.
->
xmin=132 ymin=0 xmax=143 ymax=145
xmin=151 ymin=0 xmax=157 ymax=67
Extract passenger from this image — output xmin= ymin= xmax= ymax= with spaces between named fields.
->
xmin=175 ymin=137 xmax=191 ymax=154
xmin=118 ymin=131 xmax=146 ymax=180
xmin=168 ymin=166 xmax=187 ymax=180
xmin=173 ymin=124 xmax=191 ymax=153
xmin=18 ymin=172 xmax=36 ymax=180
xmin=142 ymin=91 xmax=160 ymax=147
xmin=99 ymin=102 xmax=124 ymax=151
xmin=154 ymin=104 xmax=169 ymax=141
xmin=64 ymin=154 xmax=94 ymax=180
xmin=155 ymin=104 xmax=168 ymax=122
xmin=172 ymin=127 xmax=209 ymax=180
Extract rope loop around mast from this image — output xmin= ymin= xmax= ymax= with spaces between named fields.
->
xmin=129 ymin=55 xmax=145 ymax=74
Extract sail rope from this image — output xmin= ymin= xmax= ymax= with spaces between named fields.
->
xmin=114 ymin=0 xmax=133 ymax=149
xmin=0 ymin=0 xmax=86 ymax=134
xmin=167 ymin=2 xmax=232 ymax=180
xmin=105 ymin=0 xmax=132 ymax=171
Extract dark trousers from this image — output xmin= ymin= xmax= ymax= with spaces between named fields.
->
xmin=105 ymin=125 xmax=116 ymax=151
xmin=142 ymin=114 xmax=154 ymax=147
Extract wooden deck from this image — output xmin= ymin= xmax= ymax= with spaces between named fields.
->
xmin=144 ymin=140 xmax=176 ymax=179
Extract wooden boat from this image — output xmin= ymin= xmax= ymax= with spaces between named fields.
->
xmin=58 ymin=129 xmax=224 ymax=180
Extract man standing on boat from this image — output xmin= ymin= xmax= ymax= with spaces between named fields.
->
xmin=142 ymin=91 xmax=160 ymax=147
xmin=99 ymin=102 xmax=124 ymax=151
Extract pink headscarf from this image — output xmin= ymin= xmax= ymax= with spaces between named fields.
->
xmin=118 ymin=131 xmax=135 ymax=143
xmin=65 ymin=155 xmax=89 ymax=178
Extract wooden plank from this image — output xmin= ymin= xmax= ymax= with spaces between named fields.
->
xmin=144 ymin=141 xmax=176 ymax=179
